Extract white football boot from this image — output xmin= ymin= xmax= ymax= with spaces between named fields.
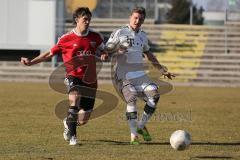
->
xmin=69 ymin=135 xmax=78 ymax=145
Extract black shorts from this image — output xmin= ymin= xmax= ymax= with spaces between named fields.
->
xmin=64 ymin=76 xmax=97 ymax=111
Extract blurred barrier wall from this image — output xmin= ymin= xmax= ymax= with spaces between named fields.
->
xmin=1 ymin=20 xmax=240 ymax=87
xmin=1 ymin=0 xmax=240 ymax=87
xmin=75 ymin=20 xmax=240 ymax=87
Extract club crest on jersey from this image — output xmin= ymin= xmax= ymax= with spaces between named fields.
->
xmin=90 ymin=41 xmax=96 ymax=48
xmin=73 ymin=43 xmax=78 ymax=47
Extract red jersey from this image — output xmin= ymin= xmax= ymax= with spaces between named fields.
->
xmin=50 ymin=29 xmax=104 ymax=84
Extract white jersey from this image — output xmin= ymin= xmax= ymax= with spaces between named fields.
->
xmin=106 ymin=25 xmax=150 ymax=80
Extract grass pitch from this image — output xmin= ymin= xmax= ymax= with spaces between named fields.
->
xmin=0 ymin=82 xmax=239 ymax=160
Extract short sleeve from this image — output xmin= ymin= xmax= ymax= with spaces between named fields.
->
xmin=97 ymin=42 xmax=105 ymax=51
xmin=106 ymin=29 xmax=120 ymax=46
xmin=50 ymin=37 xmax=63 ymax=56
xmin=96 ymin=33 xmax=105 ymax=51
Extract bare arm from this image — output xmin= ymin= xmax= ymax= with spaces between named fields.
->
xmin=144 ymin=51 xmax=167 ymax=72
xmin=21 ymin=51 xmax=53 ymax=66
xmin=144 ymin=51 xmax=175 ymax=80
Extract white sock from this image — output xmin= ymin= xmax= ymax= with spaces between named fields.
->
xmin=126 ymin=104 xmax=138 ymax=138
xmin=128 ymin=119 xmax=138 ymax=138
xmin=138 ymin=111 xmax=152 ymax=129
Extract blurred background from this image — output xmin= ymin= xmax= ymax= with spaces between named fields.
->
xmin=1 ymin=2 xmax=240 ymax=159
xmin=0 ymin=0 xmax=240 ymax=87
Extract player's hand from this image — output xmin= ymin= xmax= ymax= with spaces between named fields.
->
xmin=101 ymin=53 xmax=109 ymax=61
xmin=162 ymin=72 xmax=176 ymax=80
xmin=21 ymin=57 xmax=32 ymax=66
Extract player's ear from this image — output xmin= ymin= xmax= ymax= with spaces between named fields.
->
xmin=75 ymin=18 xmax=78 ymax=24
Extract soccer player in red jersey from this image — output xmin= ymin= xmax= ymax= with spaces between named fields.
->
xmin=21 ymin=7 xmax=107 ymax=145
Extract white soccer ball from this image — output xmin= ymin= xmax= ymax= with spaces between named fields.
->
xmin=170 ymin=130 xmax=191 ymax=151
xmin=117 ymin=40 xmax=130 ymax=54
xmin=106 ymin=40 xmax=131 ymax=54
xmin=119 ymin=40 xmax=130 ymax=49
xmin=106 ymin=42 xmax=118 ymax=53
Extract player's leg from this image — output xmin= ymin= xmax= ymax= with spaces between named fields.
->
xmin=67 ymin=89 xmax=80 ymax=145
xmin=77 ymin=87 xmax=96 ymax=126
xmin=122 ymin=82 xmax=139 ymax=144
xmin=138 ymin=83 xmax=160 ymax=141
xmin=64 ymin=76 xmax=81 ymax=145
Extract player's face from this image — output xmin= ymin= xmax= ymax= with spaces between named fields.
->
xmin=129 ymin=12 xmax=145 ymax=31
xmin=76 ymin=15 xmax=91 ymax=31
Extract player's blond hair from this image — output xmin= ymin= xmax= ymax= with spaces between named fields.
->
xmin=131 ymin=7 xmax=146 ymax=19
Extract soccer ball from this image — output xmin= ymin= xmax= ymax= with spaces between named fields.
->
xmin=119 ymin=40 xmax=130 ymax=49
xmin=170 ymin=130 xmax=191 ymax=151
xmin=105 ymin=42 xmax=118 ymax=53
xmin=106 ymin=40 xmax=130 ymax=54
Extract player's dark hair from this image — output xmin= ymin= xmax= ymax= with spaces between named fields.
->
xmin=73 ymin=7 xmax=92 ymax=25
xmin=131 ymin=7 xmax=146 ymax=19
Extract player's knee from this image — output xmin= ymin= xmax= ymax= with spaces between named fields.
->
xmin=122 ymin=84 xmax=137 ymax=104
xmin=126 ymin=104 xmax=137 ymax=112
xmin=69 ymin=91 xmax=80 ymax=106
xmin=77 ymin=110 xmax=92 ymax=126
xmin=144 ymin=84 xmax=160 ymax=107
xmin=144 ymin=84 xmax=159 ymax=98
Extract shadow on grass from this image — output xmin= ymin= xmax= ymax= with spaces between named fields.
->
xmin=190 ymin=155 xmax=234 ymax=159
xmin=96 ymin=140 xmax=240 ymax=146
xmin=191 ymin=142 xmax=240 ymax=146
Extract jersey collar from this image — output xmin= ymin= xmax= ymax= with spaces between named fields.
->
xmin=127 ymin=24 xmax=141 ymax=33
xmin=73 ymin=28 xmax=89 ymax=37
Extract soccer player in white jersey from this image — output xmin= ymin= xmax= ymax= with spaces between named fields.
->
xmin=106 ymin=7 xmax=175 ymax=145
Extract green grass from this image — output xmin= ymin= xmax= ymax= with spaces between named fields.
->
xmin=0 ymin=82 xmax=240 ymax=160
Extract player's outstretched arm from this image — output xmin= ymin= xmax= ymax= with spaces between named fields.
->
xmin=21 ymin=51 xmax=53 ymax=66
xmin=144 ymin=51 xmax=176 ymax=80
